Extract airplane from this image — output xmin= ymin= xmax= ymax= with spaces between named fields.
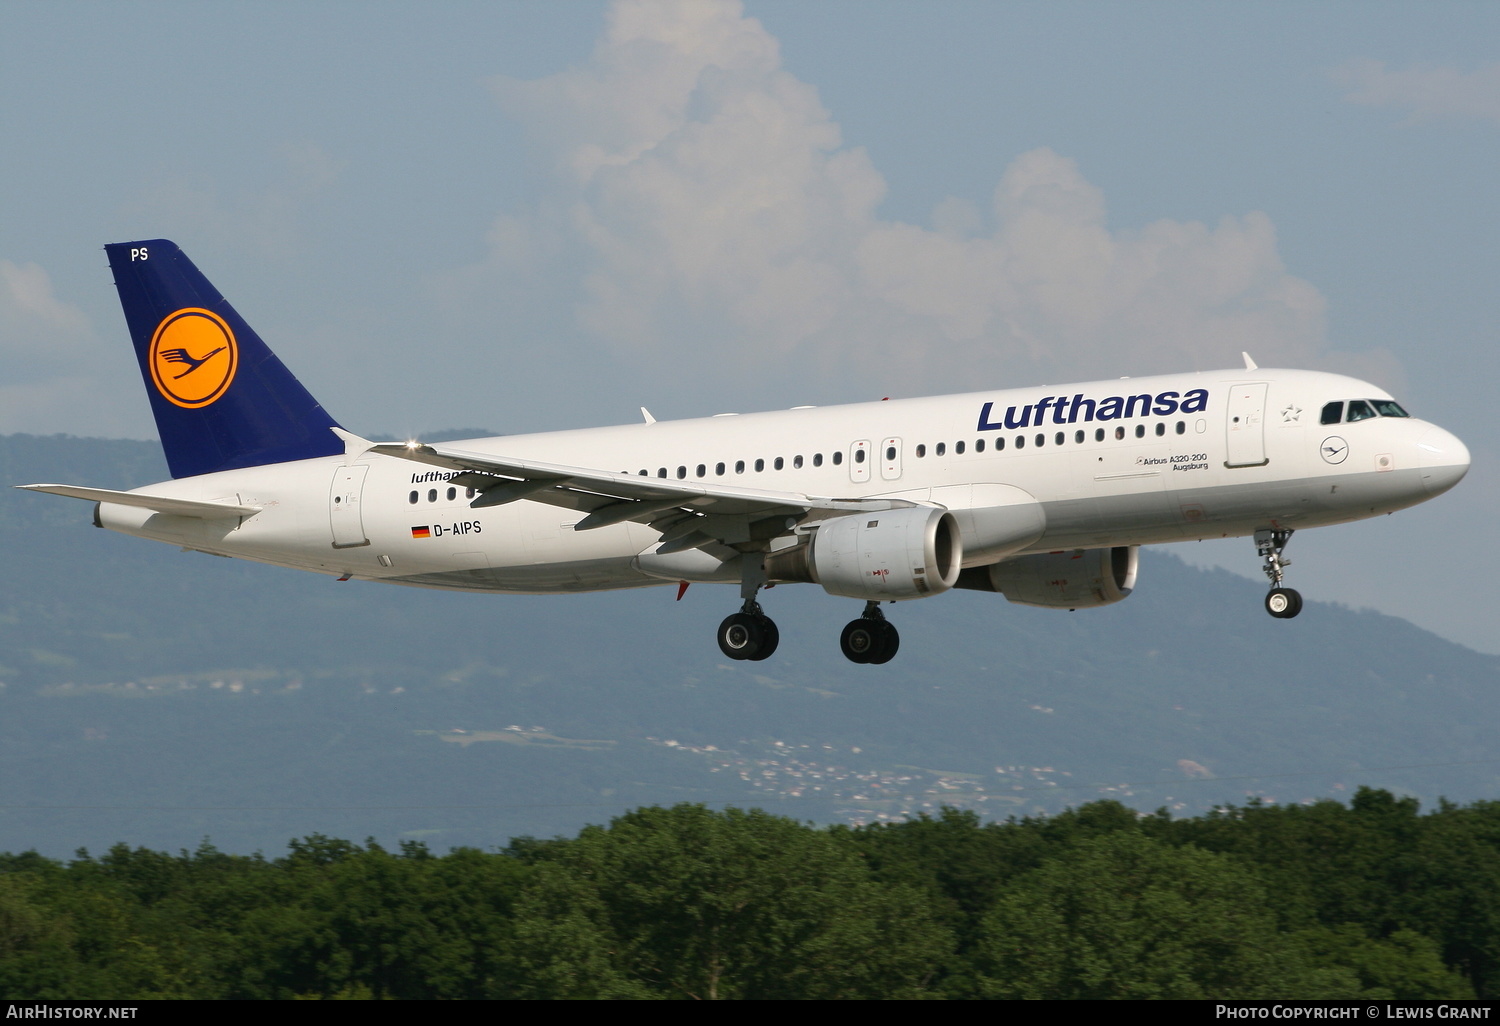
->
xmin=18 ymin=240 xmax=1471 ymax=664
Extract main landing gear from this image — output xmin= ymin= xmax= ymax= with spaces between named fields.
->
xmin=1256 ymin=527 xmax=1303 ymax=619
xmin=715 ymin=564 xmax=902 ymax=664
xmin=717 ymin=562 xmax=779 ymax=661
xmin=840 ymin=602 xmax=900 ymax=664
xmin=717 ymin=603 xmax=779 ymax=661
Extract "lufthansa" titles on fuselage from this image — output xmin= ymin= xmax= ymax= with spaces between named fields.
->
xmin=977 ymin=388 xmax=1211 ymax=431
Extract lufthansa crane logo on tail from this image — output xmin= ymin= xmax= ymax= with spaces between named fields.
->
xmin=148 ymin=309 xmax=238 ymax=408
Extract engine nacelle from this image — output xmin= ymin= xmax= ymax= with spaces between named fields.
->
xmin=957 ymin=545 xmax=1138 ymax=609
xmin=766 ymin=506 xmax=962 ymax=601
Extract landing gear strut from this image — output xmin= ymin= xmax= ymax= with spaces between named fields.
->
xmin=1256 ymin=527 xmax=1302 ymax=619
xmin=840 ymin=602 xmax=900 ymax=664
xmin=717 ymin=559 xmax=779 ymax=661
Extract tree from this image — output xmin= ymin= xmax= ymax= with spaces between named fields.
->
xmin=974 ymin=831 xmax=1338 ymax=999
xmin=511 ymin=804 xmax=954 ymax=999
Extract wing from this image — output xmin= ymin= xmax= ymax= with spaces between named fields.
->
xmin=334 ymin=429 xmax=918 ymax=555
xmin=16 ymin=484 xmax=261 ymax=518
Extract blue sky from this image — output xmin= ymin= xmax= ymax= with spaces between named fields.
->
xmin=2 ymin=0 xmax=1496 ymax=651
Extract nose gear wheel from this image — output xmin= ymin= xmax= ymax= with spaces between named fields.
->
xmin=1265 ymin=587 xmax=1302 ymax=619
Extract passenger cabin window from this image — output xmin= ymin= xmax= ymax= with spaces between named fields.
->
xmin=774 ymin=457 xmax=784 ymax=470
xmin=755 ymin=458 xmax=765 ymax=472
xmin=1346 ymin=400 xmax=1376 ymax=422
xmin=408 ymin=491 xmax=418 ymax=504
xmin=975 ymin=439 xmax=985 ymax=453
xmin=736 ymin=460 xmax=745 ymax=474
xmin=954 ymin=441 xmax=965 ymax=455
xmin=833 ymin=451 xmax=843 ymax=466
xmin=1321 ymin=401 xmax=1344 ymax=425
xmin=813 ymin=453 xmax=823 ymax=467
xmin=915 ymin=444 xmax=926 ymax=458
xmin=794 ymin=455 xmax=803 ymax=469
xmin=935 ymin=443 xmax=945 ymax=456
xmin=854 ymin=449 xmax=866 ymax=463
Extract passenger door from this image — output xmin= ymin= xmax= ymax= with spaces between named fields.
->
xmin=329 ymin=465 xmax=370 ymax=548
xmin=1225 ymin=383 xmax=1268 ymax=467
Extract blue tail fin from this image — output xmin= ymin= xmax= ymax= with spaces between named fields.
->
xmin=105 ymin=240 xmax=343 ymax=479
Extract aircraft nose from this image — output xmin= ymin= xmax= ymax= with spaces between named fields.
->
xmin=1417 ymin=425 xmax=1470 ymax=496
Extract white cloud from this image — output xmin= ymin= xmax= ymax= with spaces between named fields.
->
xmin=0 ymin=261 xmax=91 ymax=351
xmin=452 ymin=0 xmax=1333 ymax=401
xmin=1334 ymin=59 xmax=1500 ymax=126
xmin=0 ymin=260 xmax=94 ymax=381
xmin=0 ymin=261 xmax=145 ymax=436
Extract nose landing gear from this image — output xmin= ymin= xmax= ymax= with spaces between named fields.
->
xmin=1256 ymin=528 xmax=1302 ymax=619
xmin=840 ymin=602 xmax=900 ymax=664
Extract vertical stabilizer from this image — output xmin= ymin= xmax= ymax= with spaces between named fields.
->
xmin=105 ymin=240 xmax=342 ymax=479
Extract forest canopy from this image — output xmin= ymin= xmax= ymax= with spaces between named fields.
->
xmin=0 ymin=789 xmax=1494 ymax=1000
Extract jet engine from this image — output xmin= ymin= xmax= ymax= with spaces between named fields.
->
xmin=766 ymin=506 xmax=962 ymax=600
xmin=956 ymin=545 xmax=1138 ymax=609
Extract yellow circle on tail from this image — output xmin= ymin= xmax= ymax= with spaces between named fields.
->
xmin=148 ymin=308 xmax=238 ymax=408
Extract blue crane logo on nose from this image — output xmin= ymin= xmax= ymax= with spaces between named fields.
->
xmin=1320 ymin=436 xmax=1349 ymax=464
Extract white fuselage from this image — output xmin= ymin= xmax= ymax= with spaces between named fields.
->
xmin=96 ymin=367 xmax=1470 ymax=595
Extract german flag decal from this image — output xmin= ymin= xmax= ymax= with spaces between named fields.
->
xmin=410 ymin=526 xmax=431 ymax=539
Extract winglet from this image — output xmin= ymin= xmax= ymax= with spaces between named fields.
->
xmin=641 ymin=407 xmax=657 ymax=425
xmin=1242 ymin=352 xmax=1258 ymax=371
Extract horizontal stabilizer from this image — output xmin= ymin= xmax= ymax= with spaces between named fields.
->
xmin=16 ymin=484 xmax=261 ymax=518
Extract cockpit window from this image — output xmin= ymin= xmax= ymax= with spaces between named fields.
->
xmin=1345 ymin=400 xmax=1376 ymax=422
xmin=1320 ymin=402 xmax=1344 ymax=425
xmin=1372 ymin=400 xmax=1409 ymax=418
